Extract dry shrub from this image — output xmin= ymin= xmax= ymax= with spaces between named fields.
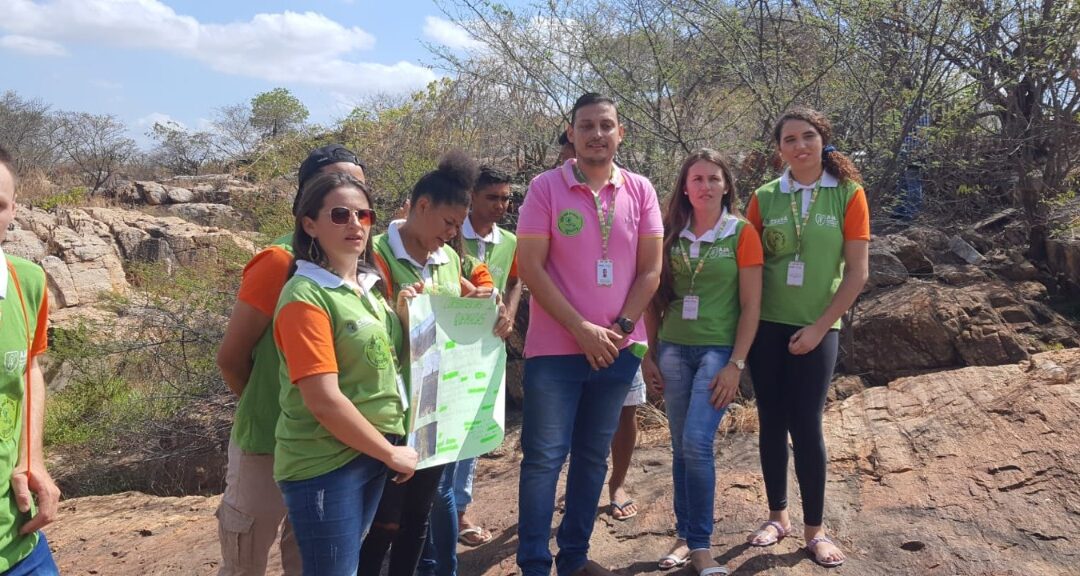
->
xmin=13 ymin=167 xmax=55 ymax=205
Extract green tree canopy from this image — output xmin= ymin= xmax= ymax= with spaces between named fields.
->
xmin=250 ymin=87 xmax=309 ymax=139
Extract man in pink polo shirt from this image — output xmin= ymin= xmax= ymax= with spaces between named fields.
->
xmin=515 ymin=93 xmax=663 ymax=576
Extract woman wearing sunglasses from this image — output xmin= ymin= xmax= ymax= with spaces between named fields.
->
xmin=273 ymin=171 xmax=419 ymax=576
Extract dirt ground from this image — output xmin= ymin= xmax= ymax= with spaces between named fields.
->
xmin=47 ymin=351 xmax=1080 ymax=575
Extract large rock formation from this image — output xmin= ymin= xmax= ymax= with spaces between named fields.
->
xmin=5 ymin=205 xmax=255 ymax=325
xmin=850 ymin=225 xmax=1077 ymax=384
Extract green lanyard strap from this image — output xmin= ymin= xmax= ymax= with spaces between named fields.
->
xmin=678 ymin=234 xmax=718 ymax=296
xmin=788 ymin=175 xmax=821 ymax=259
xmin=593 ymin=192 xmax=617 ymax=259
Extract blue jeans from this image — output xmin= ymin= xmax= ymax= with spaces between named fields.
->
xmin=417 ymin=461 xmax=459 ymax=576
xmin=453 ymin=457 xmax=476 ymax=512
xmin=657 ymin=342 xmax=732 ymax=550
xmin=517 ymin=349 xmax=640 ymax=576
xmin=279 ymin=455 xmax=388 ymax=576
xmin=5 ymin=532 xmax=59 ymax=576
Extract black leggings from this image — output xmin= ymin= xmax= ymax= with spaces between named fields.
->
xmin=747 ymin=320 xmax=838 ymax=527
xmin=358 ymin=464 xmax=445 ymax=576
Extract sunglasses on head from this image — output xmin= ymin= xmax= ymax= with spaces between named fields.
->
xmin=327 ymin=206 xmax=376 ymax=226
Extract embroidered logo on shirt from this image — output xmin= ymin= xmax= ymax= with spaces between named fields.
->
xmin=557 ymin=209 xmax=584 ymax=237
xmin=764 ymin=228 xmax=789 ymax=255
xmin=3 ymin=351 xmax=25 ymax=373
xmin=766 ymin=216 xmax=789 ymax=226
xmin=815 ymin=214 xmax=840 ymax=228
xmin=709 ymin=246 xmax=734 ymax=259
xmin=364 ymin=333 xmax=393 ymax=370
xmin=0 ymin=396 xmax=16 ymax=441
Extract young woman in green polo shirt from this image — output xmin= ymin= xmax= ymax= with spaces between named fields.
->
xmin=743 ymin=107 xmax=870 ymax=568
xmin=273 ymin=172 xmax=419 ymax=576
xmin=641 ymin=149 xmax=762 ymax=576
xmin=362 ymin=152 xmax=485 ymax=576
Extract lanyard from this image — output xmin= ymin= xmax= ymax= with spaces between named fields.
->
xmin=788 ymin=174 xmax=821 ymax=259
xmin=593 ymin=191 xmax=617 ymax=259
xmin=574 ymin=162 xmax=619 ymax=259
xmin=677 ymin=238 xmax=711 ymax=295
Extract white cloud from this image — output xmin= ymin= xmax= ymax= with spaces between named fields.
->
xmin=0 ymin=0 xmax=437 ymax=95
xmin=0 ymin=34 xmax=67 ymax=56
xmin=423 ymin=16 xmax=484 ymax=51
xmin=136 ymin=112 xmax=181 ymax=129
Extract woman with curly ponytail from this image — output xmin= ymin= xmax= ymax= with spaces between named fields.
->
xmin=742 ymin=107 xmax=870 ymax=568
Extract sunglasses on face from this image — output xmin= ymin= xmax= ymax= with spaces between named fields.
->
xmin=327 ymin=206 xmax=377 ymax=226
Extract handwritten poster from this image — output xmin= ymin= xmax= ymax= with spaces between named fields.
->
xmin=407 ymin=294 xmax=506 ymax=469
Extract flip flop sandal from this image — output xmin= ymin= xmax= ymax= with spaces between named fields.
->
xmin=610 ymin=499 xmax=638 ymax=520
xmin=747 ymin=520 xmax=790 ymax=547
xmin=688 ymin=547 xmax=730 ymax=576
xmin=458 ymin=526 xmax=493 ymax=546
xmin=805 ymin=536 xmax=846 ymax=568
xmin=657 ymin=552 xmax=690 ymax=570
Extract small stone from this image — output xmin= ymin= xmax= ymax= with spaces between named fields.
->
xmin=900 ymin=540 xmax=926 ymax=552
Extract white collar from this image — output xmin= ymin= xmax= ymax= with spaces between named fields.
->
xmin=295 ymin=259 xmax=380 ymax=293
xmin=0 ymin=246 xmax=8 ymax=300
xmin=779 ymin=168 xmax=838 ymax=193
xmin=462 ymin=215 xmax=502 ymax=244
xmin=387 ymin=219 xmax=450 ymax=268
xmin=679 ymin=210 xmax=738 ymax=243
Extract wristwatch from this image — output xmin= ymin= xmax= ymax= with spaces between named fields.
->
xmin=615 ymin=316 xmax=635 ymax=334
xmin=730 ymin=358 xmax=746 ymax=370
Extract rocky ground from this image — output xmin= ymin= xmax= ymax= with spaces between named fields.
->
xmin=11 ymin=176 xmax=1078 ymax=573
xmin=45 ymin=349 xmax=1080 ymax=575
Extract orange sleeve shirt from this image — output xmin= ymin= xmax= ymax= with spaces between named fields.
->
xmin=238 ymin=245 xmax=294 ymax=317
xmin=735 ymin=224 xmax=764 ymax=268
xmin=844 ymin=187 xmax=871 ymax=241
xmin=274 ymin=301 xmax=338 ymax=384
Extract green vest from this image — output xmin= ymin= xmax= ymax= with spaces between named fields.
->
xmin=0 ymin=256 xmax=47 ymax=570
xmin=372 ymin=233 xmax=462 ymax=297
xmin=273 ymin=271 xmax=406 ymax=482
xmin=230 ymin=234 xmax=293 ymax=454
xmin=659 ymin=220 xmax=748 ymax=346
xmin=462 ymin=227 xmax=517 ymax=291
xmin=753 ymin=177 xmax=860 ymax=329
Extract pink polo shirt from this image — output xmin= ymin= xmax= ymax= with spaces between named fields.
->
xmin=517 ymin=159 xmax=663 ymax=358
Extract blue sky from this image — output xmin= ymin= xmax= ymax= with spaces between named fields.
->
xmin=0 ymin=0 xmax=499 ymax=146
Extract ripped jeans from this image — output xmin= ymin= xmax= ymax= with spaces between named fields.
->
xmin=278 ymin=454 xmax=388 ymax=576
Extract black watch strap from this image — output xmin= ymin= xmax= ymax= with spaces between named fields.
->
xmin=616 ymin=316 xmax=635 ymax=334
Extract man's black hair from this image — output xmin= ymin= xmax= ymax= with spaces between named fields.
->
xmin=570 ymin=92 xmax=617 ymax=124
xmin=476 ymin=165 xmax=512 ymax=190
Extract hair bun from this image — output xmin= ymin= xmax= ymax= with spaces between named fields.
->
xmin=437 ymin=150 xmax=480 ymax=191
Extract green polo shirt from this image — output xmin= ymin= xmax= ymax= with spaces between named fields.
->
xmin=659 ymin=217 xmax=761 ymax=345
xmin=372 ymin=225 xmax=462 ymax=298
xmin=750 ymin=175 xmax=866 ymax=329
xmin=461 ymin=224 xmax=517 ymax=292
xmin=230 ymin=234 xmax=293 ymax=454
xmin=0 ymin=256 xmax=48 ymax=571
xmin=273 ymin=262 xmax=406 ymax=482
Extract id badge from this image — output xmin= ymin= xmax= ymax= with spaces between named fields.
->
xmin=597 ymin=259 xmax=614 ymax=286
xmin=682 ymin=295 xmax=700 ymax=320
xmin=786 ymin=260 xmax=805 ymax=286
xmin=396 ymin=373 xmax=410 ymax=411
